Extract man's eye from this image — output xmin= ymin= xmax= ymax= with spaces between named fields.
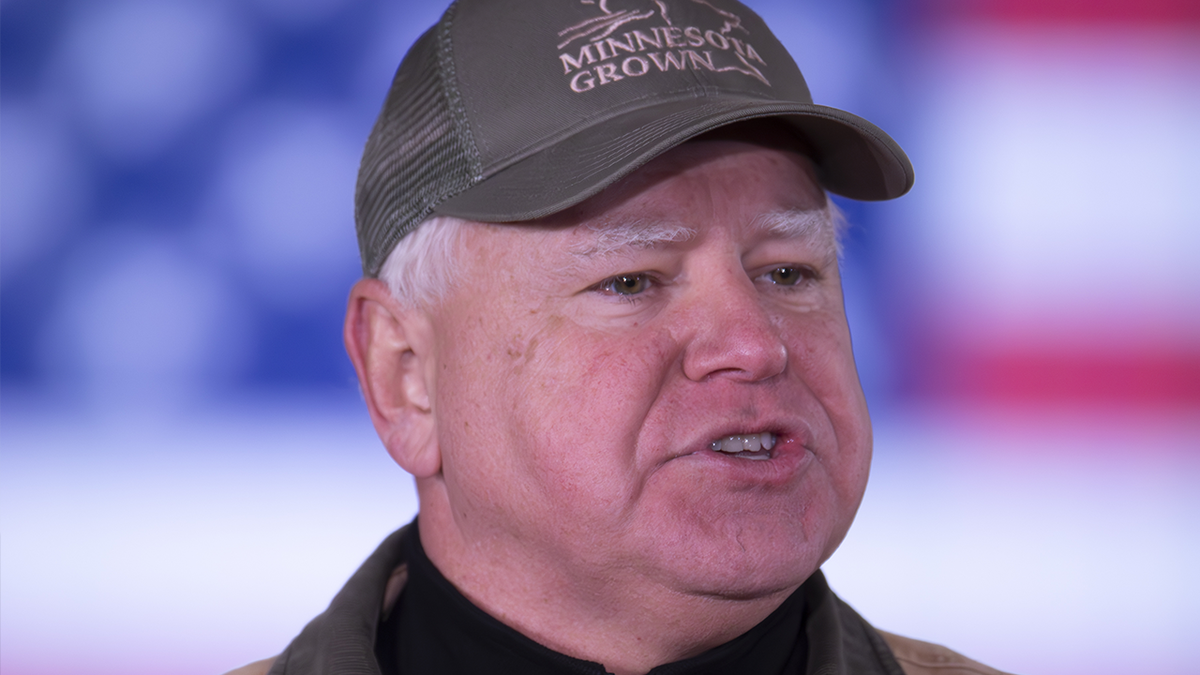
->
xmin=602 ymin=274 xmax=650 ymax=295
xmin=765 ymin=266 xmax=814 ymax=286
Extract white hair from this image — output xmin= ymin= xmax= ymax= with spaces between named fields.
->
xmin=377 ymin=215 xmax=471 ymax=310
xmin=376 ymin=199 xmax=847 ymax=309
xmin=829 ymin=200 xmax=849 ymax=255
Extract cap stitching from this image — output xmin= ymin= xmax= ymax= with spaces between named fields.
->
xmin=437 ymin=1 xmax=484 ymax=182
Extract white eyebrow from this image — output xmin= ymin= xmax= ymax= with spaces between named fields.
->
xmin=750 ymin=204 xmax=847 ymax=254
xmin=569 ymin=219 xmax=697 ymax=257
xmin=751 ymin=207 xmax=832 ymax=238
xmin=567 ymin=205 xmax=846 ymax=258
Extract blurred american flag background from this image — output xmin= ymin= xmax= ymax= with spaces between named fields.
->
xmin=2 ymin=1 xmax=1197 ymax=673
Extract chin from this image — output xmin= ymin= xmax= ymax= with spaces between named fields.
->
xmin=671 ymin=554 xmax=822 ymax=602
xmin=642 ymin=511 xmax=838 ymax=601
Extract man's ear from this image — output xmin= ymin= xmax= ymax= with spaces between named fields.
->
xmin=344 ymin=278 xmax=440 ymax=478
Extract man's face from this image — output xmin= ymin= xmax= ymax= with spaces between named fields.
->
xmin=425 ymin=139 xmax=871 ymax=600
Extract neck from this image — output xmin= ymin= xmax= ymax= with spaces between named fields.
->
xmin=415 ymin=494 xmax=796 ymax=675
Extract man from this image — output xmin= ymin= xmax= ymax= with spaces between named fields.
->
xmin=231 ymin=1 xmax=1008 ymax=673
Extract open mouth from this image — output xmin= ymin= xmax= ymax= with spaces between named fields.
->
xmin=709 ymin=432 xmax=776 ymax=461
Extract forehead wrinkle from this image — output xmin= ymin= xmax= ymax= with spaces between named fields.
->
xmin=568 ymin=218 xmax=697 ymax=258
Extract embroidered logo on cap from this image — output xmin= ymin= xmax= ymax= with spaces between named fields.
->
xmin=557 ymin=0 xmax=770 ymax=93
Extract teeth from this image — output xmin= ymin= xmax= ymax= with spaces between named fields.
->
xmin=710 ymin=432 xmax=777 ymax=455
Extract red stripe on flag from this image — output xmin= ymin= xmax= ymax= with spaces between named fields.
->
xmin=940 ymin=349 xmax=1200 ymax=405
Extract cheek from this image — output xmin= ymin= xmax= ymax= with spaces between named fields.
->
xmin=785 ymin=308 xmax=864 ymax=405
xmin=784 ymin=311 xmax=871 ymax=470
xmin=505 ymin=324 xmax=678 ymax=502
xmin=429 ymin=301 xmax=552 ymax=516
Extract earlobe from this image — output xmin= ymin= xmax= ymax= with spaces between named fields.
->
xmin=344 ymin=279 xmax=441 ymax=478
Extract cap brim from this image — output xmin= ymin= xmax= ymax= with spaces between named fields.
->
xmin=436 ymin=95 xmax=913 ymax=224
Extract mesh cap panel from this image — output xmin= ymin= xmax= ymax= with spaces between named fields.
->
xmin=355 ymin=17 xmax=481 ymax=277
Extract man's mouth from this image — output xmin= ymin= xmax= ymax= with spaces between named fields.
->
xmin=709 ymin=432 xmax=776 ymax=461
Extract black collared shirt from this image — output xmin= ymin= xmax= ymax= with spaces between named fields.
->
xmin=375 ymin=524 xmax=807 ymax=675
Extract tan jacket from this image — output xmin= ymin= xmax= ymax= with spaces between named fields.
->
xmin=226 ymin=528 xmax=1012 ymax=675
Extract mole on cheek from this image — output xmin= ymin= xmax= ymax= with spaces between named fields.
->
xmin=507 ymin=337 xmax=539 ymax=361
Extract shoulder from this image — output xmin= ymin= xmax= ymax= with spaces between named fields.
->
xmin=221 ymin=657 xmax=276 ymax=675
xmin=878 ymin=631 xmax=1015 ymax=675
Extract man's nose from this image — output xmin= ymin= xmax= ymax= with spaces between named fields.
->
xmin=679 ymin=265 xmax=789 ymax=383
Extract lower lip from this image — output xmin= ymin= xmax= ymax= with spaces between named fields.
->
xmin=681 ymin=437 xmax=811 ymax=487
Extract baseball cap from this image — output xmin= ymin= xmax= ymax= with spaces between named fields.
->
xmin=355 ymin=0 xmax=914 ymax=277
